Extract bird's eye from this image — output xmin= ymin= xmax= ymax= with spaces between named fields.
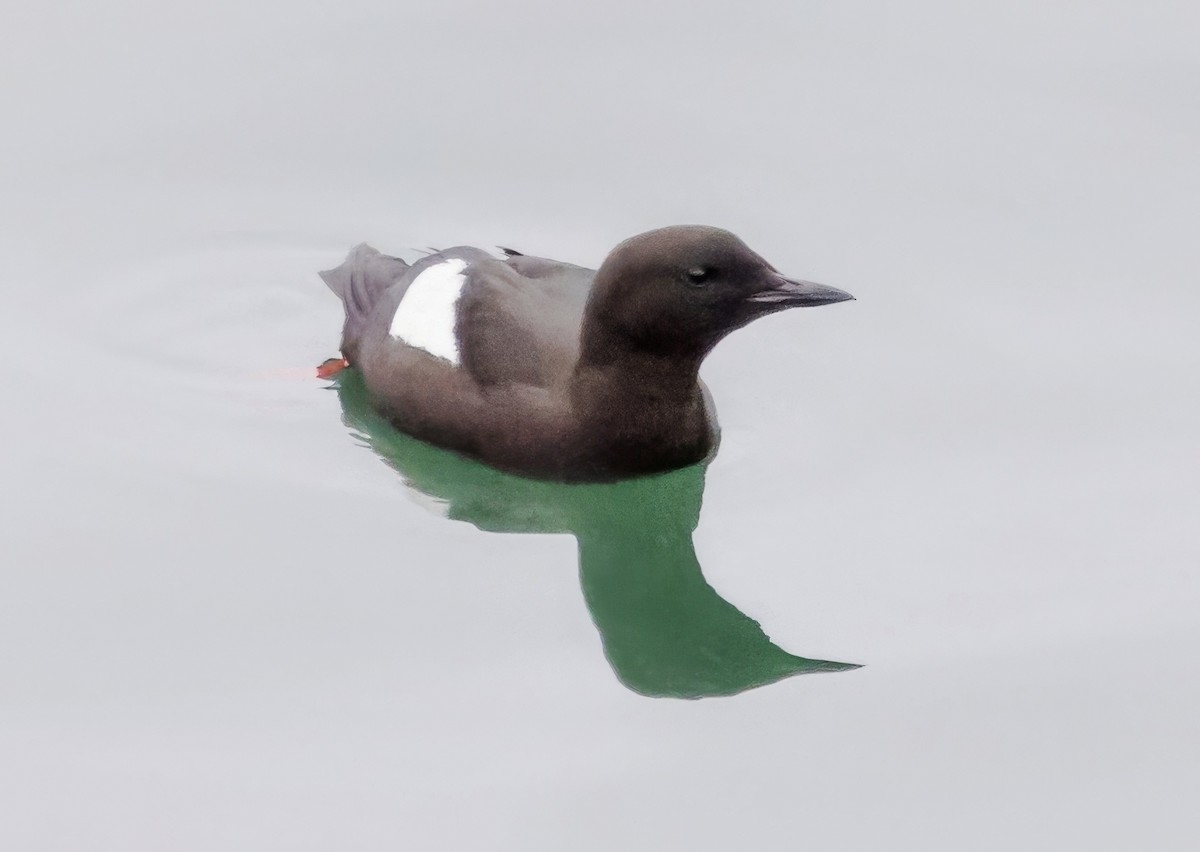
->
xmin=685 ymin=267 xmax=711 ymax=285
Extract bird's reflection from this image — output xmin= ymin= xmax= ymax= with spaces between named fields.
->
xmin=335 ymin=370 xmax=857 ymax=698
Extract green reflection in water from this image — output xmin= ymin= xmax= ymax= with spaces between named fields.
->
xmin=335 ymin=370 xmax=858 ymax=698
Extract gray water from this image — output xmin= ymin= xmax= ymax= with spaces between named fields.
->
xmin=4 ymin=1 xmax=1199 ymax=849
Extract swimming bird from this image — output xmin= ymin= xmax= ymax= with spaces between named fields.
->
xmin=320 ymin=225 xmax=852 ymax=481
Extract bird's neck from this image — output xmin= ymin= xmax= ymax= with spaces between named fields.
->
xmin=569 ymin=348 xmax=712 ymax=475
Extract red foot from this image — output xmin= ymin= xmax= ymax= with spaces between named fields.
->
xmin=316 ymin=357 xmax=350 ymax=379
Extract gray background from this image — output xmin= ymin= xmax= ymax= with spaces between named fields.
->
xmin=3 ymin=0 xmax=1198 ymax=849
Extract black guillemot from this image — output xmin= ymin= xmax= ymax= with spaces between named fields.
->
xmin=320 ymin=225 xmax=852 ymax=481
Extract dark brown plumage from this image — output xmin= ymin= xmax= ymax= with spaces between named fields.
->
xmin=320 ymin=225 xmax=852 ymax=481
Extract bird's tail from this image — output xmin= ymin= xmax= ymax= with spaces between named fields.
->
xmin=319 ymin=244 xmax=409 ymax=364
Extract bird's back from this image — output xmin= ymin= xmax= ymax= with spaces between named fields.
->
xmin=456 ymin=251 xmax=594 ymax=390
xmin=322 ymin=244 xmax=595 ymax=391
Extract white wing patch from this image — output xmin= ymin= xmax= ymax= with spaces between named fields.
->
xmin=389 ymin=258 xmax=468 ymax=365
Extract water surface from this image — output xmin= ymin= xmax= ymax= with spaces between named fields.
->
xmin=3 ymin=1 xmax=1199 ymax=849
